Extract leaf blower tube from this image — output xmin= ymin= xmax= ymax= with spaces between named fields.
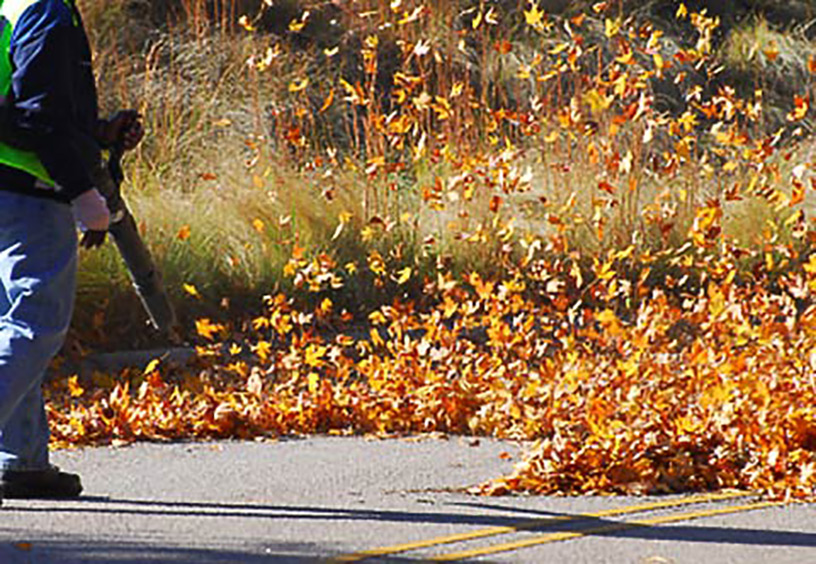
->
xmin=83 ymin=140 xmax=177 ymax=334
xmin=105 ymin=147 xmax=177 ymax=333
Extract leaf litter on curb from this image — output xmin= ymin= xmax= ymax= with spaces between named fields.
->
xmin=47 ymin=253 xmax=816 ymax=500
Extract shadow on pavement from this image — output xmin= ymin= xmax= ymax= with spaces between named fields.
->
xmin=4 ymin=540 xmax=325 ymax=563
xmin=8 ymin=497 xmax=550 ymax=527
xmin=454 ymin=500 xmax=816 ymax=547
xmin=7 ymin=496 xmax=816 ymax=550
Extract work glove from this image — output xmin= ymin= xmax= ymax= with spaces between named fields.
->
xmin=97 ymin=110 xmax=144 ymax=152
xmin=72 ymin=188 xmax=110 ymax=249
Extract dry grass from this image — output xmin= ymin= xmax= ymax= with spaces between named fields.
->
xmin=70 ymin=0 xmax=816 ymax=349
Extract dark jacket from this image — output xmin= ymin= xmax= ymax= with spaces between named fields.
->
xmin=0 ymin=0 xmax=100 ymax=203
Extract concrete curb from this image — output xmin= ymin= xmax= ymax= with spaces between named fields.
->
xmin=79 ymin=347 xmax=197 ymax=377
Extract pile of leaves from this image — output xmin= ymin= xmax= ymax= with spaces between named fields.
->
xmin=49 ymin=2 xmax=816 ymax=501
xmin=48 ymin=247 xmax=816 ymax=499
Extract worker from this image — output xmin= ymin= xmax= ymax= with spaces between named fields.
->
xmin=0 ymin=0 xmax=143 ymax=501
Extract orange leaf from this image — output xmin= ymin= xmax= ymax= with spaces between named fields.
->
xmin=791 ymin=179 xmax=805 ymax=207
xmin=319 ymin=89 xmax=335 ymax=113
xmin=764 ymin=42 xmax=780 ymax=61
xmin=493 ymin=40 xmax=512 ymax=54
xmin=598 ymin=180 xmax=616 ymax=195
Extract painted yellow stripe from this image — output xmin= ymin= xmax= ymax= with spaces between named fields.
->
xmin=432 ymin=500 xmax=783 ymax=561
xmin=329 ymin=491 xmax=752 ymax=562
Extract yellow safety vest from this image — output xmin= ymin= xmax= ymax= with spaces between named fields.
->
xmin=0 ymin=0 xmax=78 ymax=187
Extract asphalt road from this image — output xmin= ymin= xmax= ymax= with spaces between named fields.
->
xmin=1 ymin=437 xmax=815 ymax=563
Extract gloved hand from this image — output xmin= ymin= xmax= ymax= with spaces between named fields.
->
xmin=80 ymin=230 xmax=107 ymax=249
xmin=97 ymin=110 xmax=144 ymax=152
xmin=72 ymin=188 xmax=110 ymax=249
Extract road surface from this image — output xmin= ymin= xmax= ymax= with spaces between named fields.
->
xmin=1 ymin=437 xmax=814 ymax=563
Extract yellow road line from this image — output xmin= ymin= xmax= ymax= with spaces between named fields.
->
xmin=432 ymin=499 xmax=784 ymax=561
xmin=330 ymin=491 xmax=752 ymax=562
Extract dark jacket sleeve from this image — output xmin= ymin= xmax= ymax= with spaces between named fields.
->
xmin=8 ymin=9 xmax=97 ymax=200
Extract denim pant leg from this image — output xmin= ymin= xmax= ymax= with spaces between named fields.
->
xmin=0 ymin=191 xmax=77 ymax=471
xmin=0 ymin=386 xmax=50 ymax=471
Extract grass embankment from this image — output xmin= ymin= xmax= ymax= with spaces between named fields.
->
xmin=73 ymin=0 xmax=816 ymax=346
xmin=54 ymin=0 xmax=816 ymax=497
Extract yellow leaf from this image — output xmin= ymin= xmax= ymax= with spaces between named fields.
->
xmin=472 ymin=10 xmax=483 ymax=29
xmin=143 ymin=358 xmax=161 ymax=375
xmin=653 ymin=52 xmax=664 ymax=71
xmin=308 ymin=372 xmax=320 ymax=394
xmin=369 ymin=310 xmax=387 ymax=325
xmin=370 ymin=327 xmax=384 ymax=347
xmin=524 ymin=3 xmax=545 ymax=28
xmin=676 ymin=416 xmax=702 ymax=434
xmin=368 ymin=251 xmax=386 ymax=276
xmin=549 ymin=42 xmax=569 ymax=55
xmin=183 ymin=283 xmax=201 ymax=299
xmin=616 ymin=49 xmax=634 ymax=65
xmin=708 ymin=284 xmax=726 ymax=318
xmin=67 ymin=375 xmax=84 ymax=398
xmin=596 ymin=261 xmax=616 ymax=280
xmin=397 ymin=6 xmax=424 ymax=25
xmin=304 ymin=345 xmax=327 ymax=368
xmin=583 ymin=89 xmax=613 ymax=115
xmin=253 ymin=219 xmax=265 ymax=234
xmin=289 ymin=78 xmax=309 ymax=93
xmin=252 ymin=340 xmax=273 ymax=362
xmin=396 ymin=266 xmax=412 ymax=285
xmin=319 ymin=298 xmax=333 ymax=315
xmin=604 ymin=17 xmax=621 ymax=38
xmin=596 ymin=309 xmax=617 ymax=325
xmin=196 ymin=318 xmax=224 ymax=341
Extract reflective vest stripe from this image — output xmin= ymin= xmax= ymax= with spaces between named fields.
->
xmin=0 ymin=0 xmax=65 ymax=186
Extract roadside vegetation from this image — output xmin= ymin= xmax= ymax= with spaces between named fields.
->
xmin=53 ymin=0 xmax=816 ymax=498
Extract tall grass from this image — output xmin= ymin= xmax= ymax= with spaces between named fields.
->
xmin=71 ymin=0 xmax=816 ymax=350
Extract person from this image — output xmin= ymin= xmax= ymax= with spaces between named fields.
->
xmin=0 ymin=0 xmax=143 ymax=502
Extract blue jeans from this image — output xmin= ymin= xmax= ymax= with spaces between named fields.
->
xmin=0 ymin=191 xmax=77 ymax=471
